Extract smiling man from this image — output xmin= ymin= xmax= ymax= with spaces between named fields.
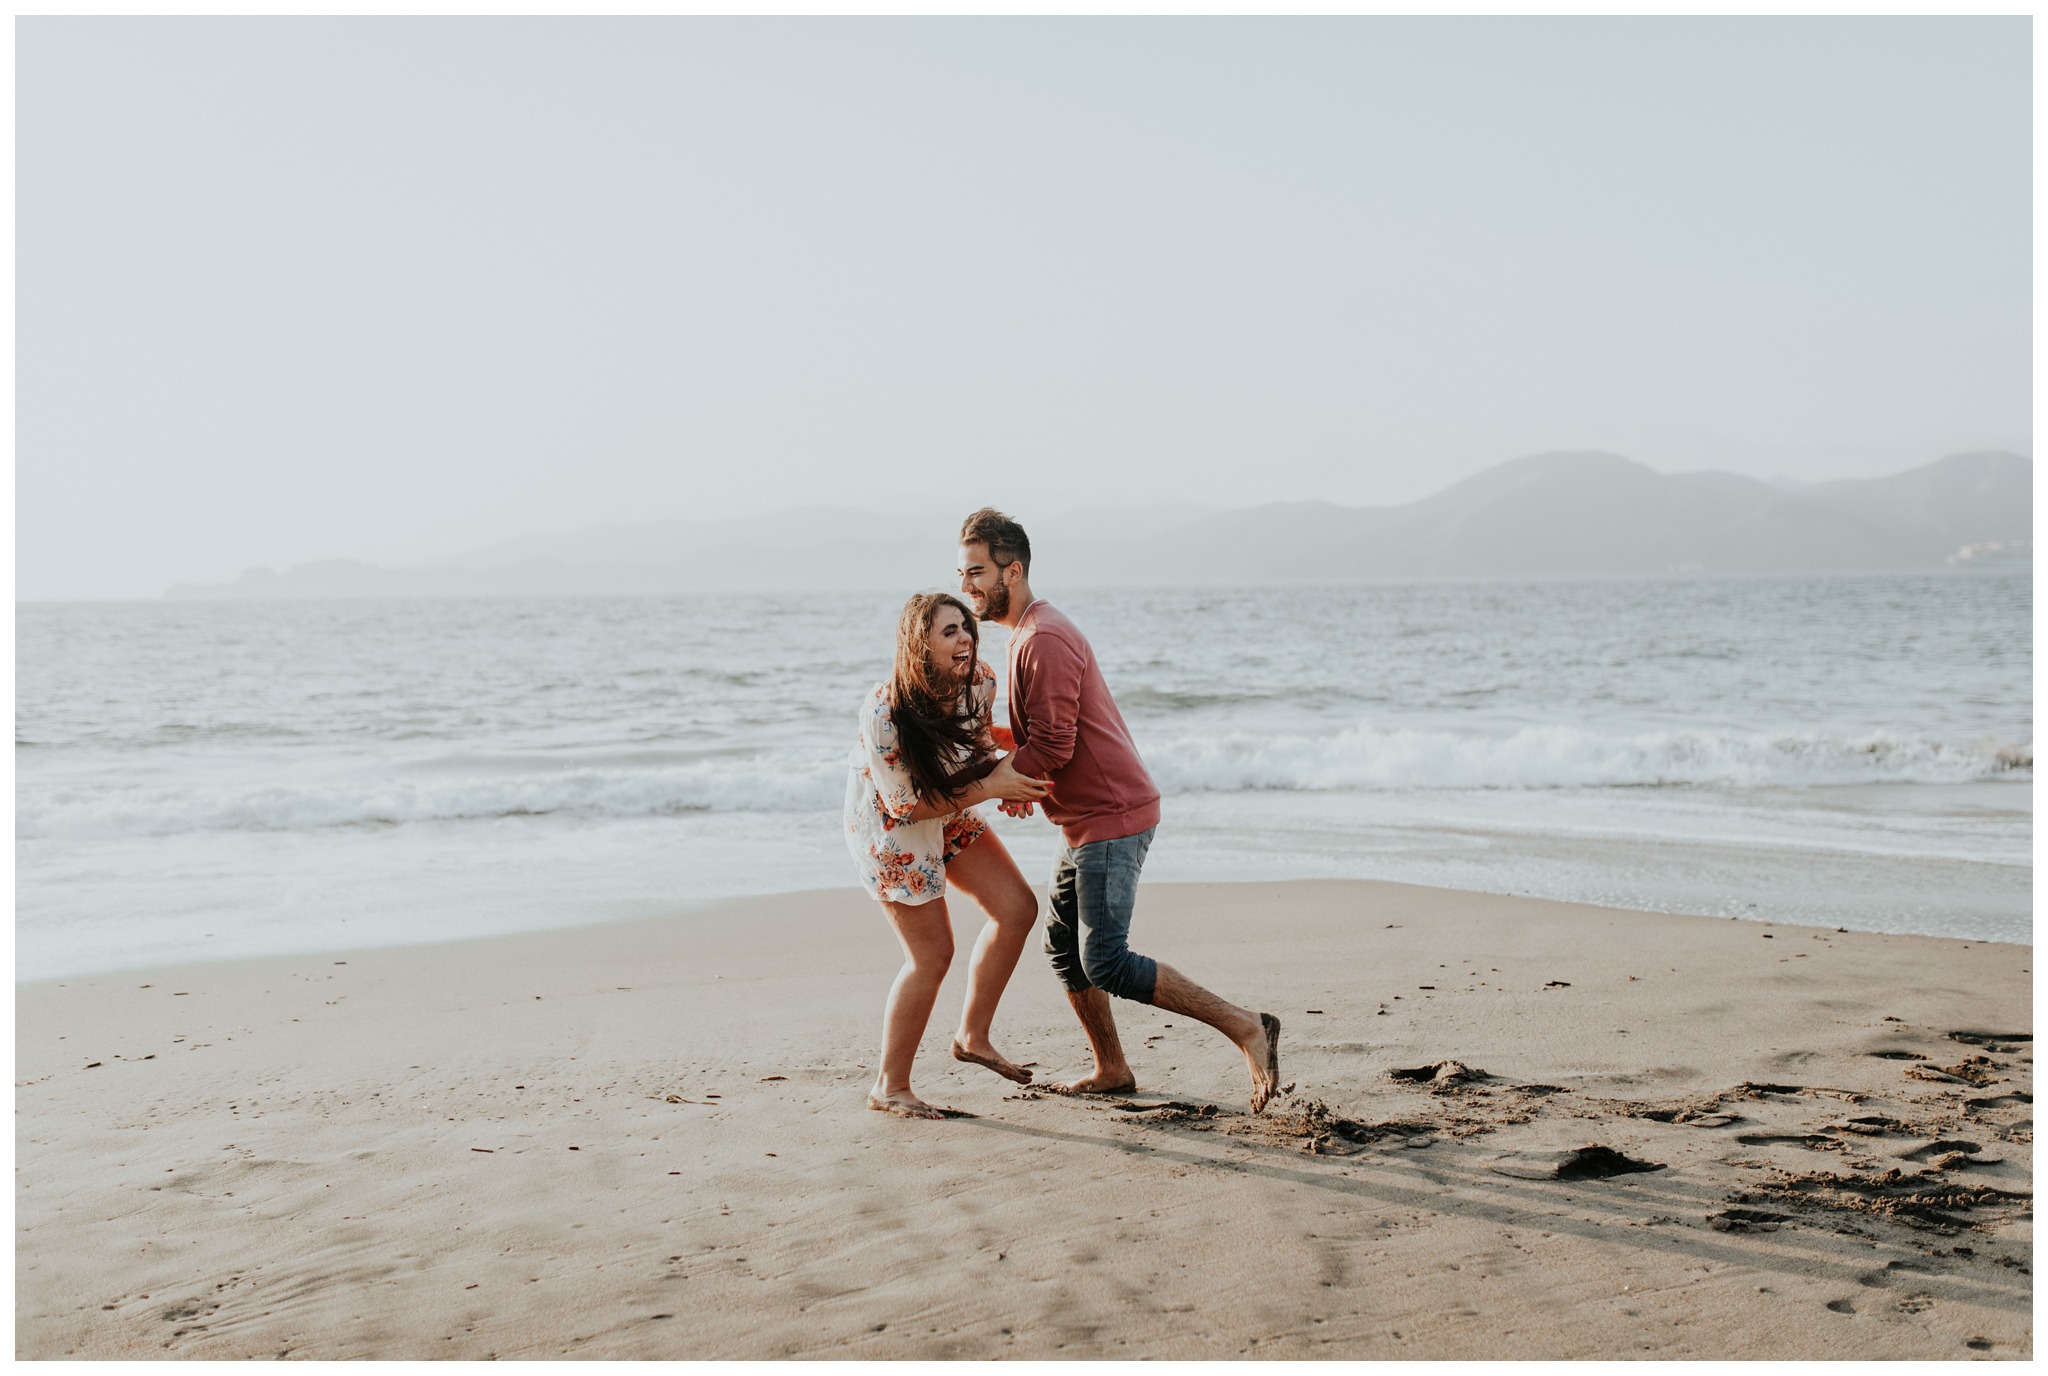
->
xmin=956 ymin=507 xmax=1282 ymax=1113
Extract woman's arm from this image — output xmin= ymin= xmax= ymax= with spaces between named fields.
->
xmin=898 ymin=781 xmax=993 ymax=823
xmin=898 ymin=755 xmax=1049 ymax=821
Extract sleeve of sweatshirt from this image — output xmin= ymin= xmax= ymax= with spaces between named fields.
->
xmin=1008 ymin=629 xmax=1083 ymax=779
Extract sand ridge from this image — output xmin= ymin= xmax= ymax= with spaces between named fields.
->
xmin=14 ymin=880 xmax=2032 ymax=1359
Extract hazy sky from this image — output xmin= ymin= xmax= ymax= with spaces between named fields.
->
xmin=18 ymin=17 xmax=2032 ymax=599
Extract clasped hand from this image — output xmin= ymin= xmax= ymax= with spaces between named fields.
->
xmin=984 ymin=756 xmax=1050 ymax=816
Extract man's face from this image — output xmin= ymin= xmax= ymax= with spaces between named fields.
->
xmin=956 ymin=541 xmax=1011 ymax=622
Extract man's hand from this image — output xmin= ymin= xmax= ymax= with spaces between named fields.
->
xmin=984 ymin=756 xmax=1052 ymax=805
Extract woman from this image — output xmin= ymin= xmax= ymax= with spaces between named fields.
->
xmin=845 ymin=591 xmax=1052 ymax=1119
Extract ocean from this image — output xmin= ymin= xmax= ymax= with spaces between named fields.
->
xmin=15 ymin=571 xmax=2031 ymax=980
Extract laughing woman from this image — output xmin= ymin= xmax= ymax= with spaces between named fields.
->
xmin=844 ymin=591 xmax=1052 ymax=1119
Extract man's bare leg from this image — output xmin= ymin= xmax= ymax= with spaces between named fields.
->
xmin=1047 ymin=987 xmax=1137 ymax=1094
xmin=1149 ymin=963 xmax=1282 ymax=1113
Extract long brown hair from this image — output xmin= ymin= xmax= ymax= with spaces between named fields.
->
xmin=888 ymin=591 xmax=992 ymax=804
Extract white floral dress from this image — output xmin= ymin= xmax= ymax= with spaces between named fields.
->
xmin=844 ymin=661 xmax=997 ymax=906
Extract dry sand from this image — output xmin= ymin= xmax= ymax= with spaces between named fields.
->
xmin=15 ymin=879 xmax=2032 ymax=1359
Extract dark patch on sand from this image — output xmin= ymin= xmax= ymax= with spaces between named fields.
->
xmin=1488 ymin=1145 xmax=1665 ymax=1181
xmin=1110 ymin=1100 xmax=1218 ymax=1118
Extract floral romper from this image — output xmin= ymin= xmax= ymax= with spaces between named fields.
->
xmin=844 ymin=661 xmax=997 ymax=906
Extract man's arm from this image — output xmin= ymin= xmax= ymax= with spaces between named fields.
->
xmin=1007 ymin=631 xmax=1084 ymax=780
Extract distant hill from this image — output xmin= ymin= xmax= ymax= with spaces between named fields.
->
xmin=165 ymin=451 xmax=2030 ymax=598
xmin=1055 ymin=450 xmax=2030 ymax=582
xmin=1804 ymin=452 xmax=2032 ymax=565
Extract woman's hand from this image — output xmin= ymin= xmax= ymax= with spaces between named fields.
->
xmin=898 ymin=757 xmax=1049 ymax=821
xmin=982 ymin=755 xmax=1051 ymax=804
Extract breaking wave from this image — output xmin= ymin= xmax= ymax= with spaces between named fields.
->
xmin=1145 ymin=725 xmax=2030 ymax=794
xmin=17 ymin=757 xmax=847 ymax=841
xmin=16 ymin=727 xmax=2028 ymax=841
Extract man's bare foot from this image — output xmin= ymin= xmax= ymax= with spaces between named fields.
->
xmin=951 ymin=1038 xmax=1033 ymax=1085
xmin=867 ymin=1087 xmax=951 ymax=1119
xmin=1044 ymin=1069 xmax=1138 ymax=1096
xmin=1243 ymin=1013 xmax=1282 ymax=1114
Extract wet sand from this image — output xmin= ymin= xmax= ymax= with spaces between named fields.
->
xmin=15 ymin=880 xmax=2032 ymax=1359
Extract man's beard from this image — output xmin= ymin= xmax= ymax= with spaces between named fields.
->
xmin=979 ymin=580 xmax=1011 ymax=622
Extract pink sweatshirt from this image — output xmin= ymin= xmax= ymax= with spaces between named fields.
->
xmin=1005 ymin=601 xmax=1162 ymax=846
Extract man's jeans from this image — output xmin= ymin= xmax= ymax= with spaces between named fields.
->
xmin=1044 ymin=826 xmax=1158 ymax=1004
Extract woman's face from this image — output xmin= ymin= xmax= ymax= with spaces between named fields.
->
xmin=925 ymin=603 xmax=976 ymax=684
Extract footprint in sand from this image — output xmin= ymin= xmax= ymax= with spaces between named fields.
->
xmin=1964 ymin=1092 xmax=2031 ymax=1110
xmin=1707 ymin=1207 xmax=1791 ymax=1233
xmin=1948 ymin=1031 xmax=2032 ymax=1052
xmin=1735 ymin=1132 xmax=1839 ymax=1150
xmin=1388 ymin=1060 xmax=1489 ymax=1088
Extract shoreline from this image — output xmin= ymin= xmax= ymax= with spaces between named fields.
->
xmin=17 ymin=879 xmax=2032 ymax=1358
xmin=17 ymin=818 xmax=2033 ymax=985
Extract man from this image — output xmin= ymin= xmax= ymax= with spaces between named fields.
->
xmin=956 ymin=507 xmax=1282 ymax=1113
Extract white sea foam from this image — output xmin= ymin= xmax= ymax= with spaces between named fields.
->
xmin=16 ymin=758 xmax=848 ymax=840
xmin=17 ymin=727 xmax=2029 ymax=840
xmin=1145 ymin=725 xmax=2031 ymax=794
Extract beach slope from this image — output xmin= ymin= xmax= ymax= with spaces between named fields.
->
xmin=16 ymin=881 xmax=2032 ymax=1359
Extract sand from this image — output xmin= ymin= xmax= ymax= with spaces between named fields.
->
xmin=15 ymin=879 xmax=2033 ymax=1359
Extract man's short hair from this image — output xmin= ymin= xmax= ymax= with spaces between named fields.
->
xmin=959 ymin=507 xmax=1031 ymax=574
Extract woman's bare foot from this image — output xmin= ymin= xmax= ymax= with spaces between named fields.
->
xmin=1044 ymin=1069 xmax=1138 ymax=1096
xmin=950 ymin=1037 xmax=1033 ymax=1085
xmin=866 ymin=1086 xmax=951 ymax=1119
xmin=1240 ymin=1013 xmax=1282 ymax=1114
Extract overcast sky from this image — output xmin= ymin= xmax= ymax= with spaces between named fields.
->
xmin=18 ymin=17 xmax=2031 ymax=600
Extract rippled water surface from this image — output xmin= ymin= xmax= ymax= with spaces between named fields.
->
xmin=17 ymin=571 xmax=2032 ymax=976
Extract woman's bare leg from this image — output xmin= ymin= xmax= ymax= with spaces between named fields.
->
xmin=870 ymin=897 xmax=955 ymax=1118
xmin=941 ymin=828 xmax=1039 ymax=1082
